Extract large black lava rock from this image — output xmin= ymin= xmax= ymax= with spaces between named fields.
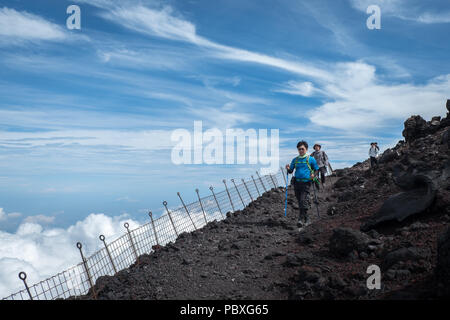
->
xmin=402 ymin=115 xmax=428 ymax=143
xmin=361 ymin=174 xmax=436 ymax=231
xmin=382 ymin=247 xmax=431 ymax=270
xmin=329 ymin=227 xmax=370 ymax=257
xmin=379 ymin=148 xmax=399 ymax=164
xmin=334 ymin=177 xmax=352 ymax=188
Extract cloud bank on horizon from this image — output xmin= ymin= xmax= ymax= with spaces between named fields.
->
xmin=0 ymin=0 xmax=449 ymax=297
xmin=0 ymin=210 xmax=141 ymax=298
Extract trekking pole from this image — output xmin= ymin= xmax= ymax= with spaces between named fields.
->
xmin=312 ymin=178 xmax=320 ymax=218
xmin=284 ymin=172 xmax=289 ymax=217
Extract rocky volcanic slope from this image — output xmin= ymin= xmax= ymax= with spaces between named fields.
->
xmin=72 ymin=102 xmax=450 ymax=300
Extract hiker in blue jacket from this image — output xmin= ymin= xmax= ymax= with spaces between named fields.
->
xmin=285 ymin=141 xmax=319 ymax=228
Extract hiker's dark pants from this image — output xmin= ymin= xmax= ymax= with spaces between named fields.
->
xmin=294 ymin=180 xmax=311 ymax=222
xmin=318 ymin=166 xmax=327 ymax=184
xmin=370 ymin=156 xmax=378 ymax=168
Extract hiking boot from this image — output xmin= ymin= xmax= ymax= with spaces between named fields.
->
xmin=304 ymin=216 xmax=311 ymax=226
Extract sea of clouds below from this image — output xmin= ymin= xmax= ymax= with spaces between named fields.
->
xmin=0 ymin=211 xmax=142 ymax=298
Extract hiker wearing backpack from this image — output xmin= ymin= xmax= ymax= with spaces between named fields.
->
xmin=369 ymin=142 xmax=379 ymax=169
xmin=285 ymin=141 xmax=319 ymax=228
xmin=310 ymin=144 xmax=330 ymax=188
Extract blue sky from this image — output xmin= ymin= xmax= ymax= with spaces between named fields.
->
xmin=0 ymin=0 xmax=449 ymax=235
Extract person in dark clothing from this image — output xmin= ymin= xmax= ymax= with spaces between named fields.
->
xmin=310 ymin=144 xmax=330 ymax=188
xmin=285 ymin=141 xmax=319 ymax=228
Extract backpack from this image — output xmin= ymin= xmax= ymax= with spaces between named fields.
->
xmin=290 ymin=155 xmax=314 ymax=185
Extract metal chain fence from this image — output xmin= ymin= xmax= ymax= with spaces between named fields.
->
xmin=2 ymin=168 xmax=289 ymax=300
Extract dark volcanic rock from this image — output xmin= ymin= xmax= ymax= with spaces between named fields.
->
xmin=382 ymin=247 xmax=431 ymax=270
xmin=283 ymin=252 xmax=314 ymax=267
xmin=361 ymin=175 xmax=436 ymax=231
xmin=379 ymin=148 xmax=399 ymax=164
xmin=327 ymin=205 xmax=337 ymax=216
xmin=442 ymin=127 xmax=450 ymax=147
xmin=329 ymin=228 xmax=371 ymax=257
xmin=296 ymin=233 xmax=315 ymax=245
xmin=334 ymin=177 xmax=352 ymax=188
xmin=435 ymin=227 xmax=450 ymax=297
xmin=337 ymin=191 xmax=353 ymax=203
xmin=402 ymin=115 xmax=428 ymax=143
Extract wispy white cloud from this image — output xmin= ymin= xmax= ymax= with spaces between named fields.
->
xmin=308 ymin=72 xmax=450 ymax=131
xmin=0 ymin=128 xmax=175 ymax=151
xmin=81 ymin=1 xmax=449 ymax=134
xmin=416 ymin=12 xmax=450 ymax=24
xmin=185 ymin=106 xmax=257 ymax=129
xmin=96 ymin=47 xmax=189 ymax=71
xmin=279 ymin=60 xmax=449 ymax=131
xmin=39 ymin=187 xmax=82 ymax=194
xmin=0 ymin=7 xmax=87 ymax=45
xmin=103 ymin=5 xmax=198 ymax=42
xmin=274 ymin=81 xmax=319 ymax=97
xmin=0 ymin=53 xmax=273 ymax=126
xmin=349 ymin=0 xmax=406 ymax=15
xmin=362 ymin=56 xmax=412 ymax=79
xmin=0 ymin=7 xmax=66 ymax=41
xmin=349 ymin=0 xmax=450 ymax=24
xmin=23 ymin=215 xmax=55 ymax=225
xmin=0 ymin=208 xmax=22 ymax=221
xmin=189 ymin=75 xmax=242 ymax=88
xmin=114 ymin=196 xmax=139 ymax=203
xmin=82 ymin=3 xmax=333 ymax=81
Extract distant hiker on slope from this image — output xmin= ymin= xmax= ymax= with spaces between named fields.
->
xmin=285 ymin=141 xmax=319 ymax=228
xmin=310 ymin=144 xmax=330 ymax=189
xmin=369 ymin=142 xmax=379 ymax=170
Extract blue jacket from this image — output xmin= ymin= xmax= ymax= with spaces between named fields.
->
xmin=288 ymin=154 xmax=319 ymax=182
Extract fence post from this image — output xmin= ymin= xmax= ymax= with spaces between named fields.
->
xmin=274 ymin=171 xmax=281 ymax=186
xmin=209 ymin=186 xmax=224 ymax=219
xmin=163 ymin=201 xmax=179 ymax=237
xmin=280 ymin=166 xmax=287 ymax=185
xmin=18 ymin=272 xmax=33 ymax=300
xmin=256 ymin=171 xmax=267 ymax=192
xmin=223 ymin=179 xmax=235 ymax=212
xmin=99 ymin=235 xmax=117 ymax=274
xmin=251 ymin=175 xmax=261 ymax=197
xmin=148 ymin=211 xmax=160 ymax=246
xmin=269 ymin=173 xmax=277 ymax=189
xmin=195 ymin=188 xmax=208 ymax=225
xmin=241 ymin=178 xmax=253 ymax=202
xmin=76 ymin=242 xmax=97 ymax=299
xmin=124 ymin=223 xmax=139 ymax=265
xmin=177 ymin=192 xmax=197 ymax=230
xmin=231 ymin=179 xmax=245 ymax=207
